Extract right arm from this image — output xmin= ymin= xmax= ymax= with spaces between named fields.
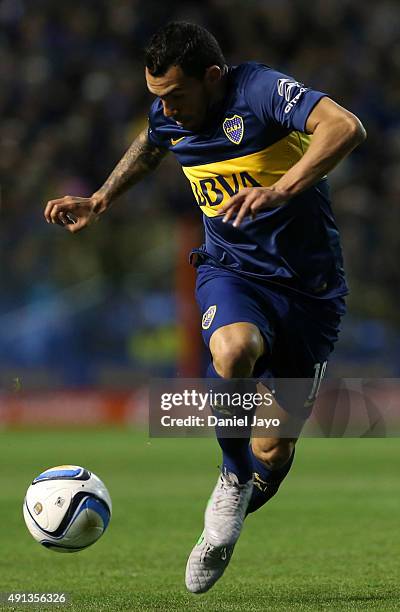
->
xmin=44 ymin=128 xmax=168 ymax=233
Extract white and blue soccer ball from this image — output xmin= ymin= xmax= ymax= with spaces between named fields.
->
xmin=23 ymin=465 xmax=112 ymax=553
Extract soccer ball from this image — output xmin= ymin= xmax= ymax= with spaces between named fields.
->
xmin=23 ymin=465 xmax=112 ymax=553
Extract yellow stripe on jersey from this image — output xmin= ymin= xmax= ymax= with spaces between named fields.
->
xmin=182 ymin=131 xmax=312 ymax=217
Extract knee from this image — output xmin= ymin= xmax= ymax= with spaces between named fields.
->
xmin=251 ymin=439 xmax=295 ymax=470
xmin=211 ymin=326 xmax=263 ymax=378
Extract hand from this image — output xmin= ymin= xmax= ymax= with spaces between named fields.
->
xmin=44 ymin=192 xmax=107 ymax=233
xmin=219 ymin=187 xmax=290 ymax=228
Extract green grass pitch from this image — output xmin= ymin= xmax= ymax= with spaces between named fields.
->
xmin=0 ymin=429 xmax=399 ymax=611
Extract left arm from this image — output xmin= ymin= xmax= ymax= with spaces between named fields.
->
xmin=220 ymin=97 xmax=367 ymax=227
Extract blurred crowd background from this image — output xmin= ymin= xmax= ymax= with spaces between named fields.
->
xmin=1 ymin=0 xmax=400 ymax=389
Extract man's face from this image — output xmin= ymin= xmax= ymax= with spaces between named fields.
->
xmin=145 ymin=65 xmax=221 ymax=132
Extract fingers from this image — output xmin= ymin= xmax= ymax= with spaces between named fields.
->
xmin=44 ymin=196 xmax=89 ymax=222
xmin=61 ymin=215 xmax=88 ymax=234
xmin=44 ymin=197 xmax=69 ymax=224
xmin=47 ymin=202 xmax=70 ymax=225
xmin=58 ymin=212 xmax=79 ymax=229
xmin=65 ymin=220 xmax=85 ymax=234
xmin=221 ymin=194 xmax=246 ymax=224
xmin=58 ymin=211 xmax=68 ymax=225
xmin=44 ymin=195 xmax=93 ymax=232
xmin=44 ymin=197 xmax=65 ymax=223
xmin=222 ymin=202 xmax=241 ymax=224
xmin=219 ymin=190 xmax=249 ymax=217
xmin=221 ymin=190 xmax=259 ymax=228
xmin=65 ymin=213 xmax=78 ymax=224
xmin=231 ymin=200 xmax=253 ymax=227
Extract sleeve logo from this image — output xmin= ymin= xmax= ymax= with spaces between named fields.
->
xmin=202 ymin=305 xmax=217 ymax=329
xmin=277 ymin=78 xmax=308 ymax=114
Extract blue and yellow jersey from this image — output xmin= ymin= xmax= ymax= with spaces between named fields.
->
xmin=148 ymin=62 xmax=348 ymax=299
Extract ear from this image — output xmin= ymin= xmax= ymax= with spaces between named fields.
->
xmin=204 ymin=65 xmax=224 ymax=85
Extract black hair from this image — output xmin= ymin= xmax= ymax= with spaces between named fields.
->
xmin=145 ymin=21 xmax=226 ymax=79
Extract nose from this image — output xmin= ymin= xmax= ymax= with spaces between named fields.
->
xmin=162 ymin=100 xmax=177 ymax=119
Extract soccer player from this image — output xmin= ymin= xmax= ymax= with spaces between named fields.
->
xmin=44 ymin=22 xmax=366 ymax=593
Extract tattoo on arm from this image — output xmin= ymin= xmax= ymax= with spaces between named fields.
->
xmin=99 ymin=128 xmax=168 ymax=204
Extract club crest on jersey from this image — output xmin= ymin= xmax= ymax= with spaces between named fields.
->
xmin=223 ymin=115 xmax=244 ymax=145
xmin=202 ymin=305 xmax=217 ymax=329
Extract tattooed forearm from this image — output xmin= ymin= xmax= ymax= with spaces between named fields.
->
xmin=96 ymin=128 xmax=168 ymax=206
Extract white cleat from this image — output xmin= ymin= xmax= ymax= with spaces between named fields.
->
xmin=185 ymin=532 xmax=234 ymax=594
xmin=205 ymin=469 xmax=253 ymax=547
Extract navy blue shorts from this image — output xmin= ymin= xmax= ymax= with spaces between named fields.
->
xmin=195 ymin=263 xmax=346 ymax=383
